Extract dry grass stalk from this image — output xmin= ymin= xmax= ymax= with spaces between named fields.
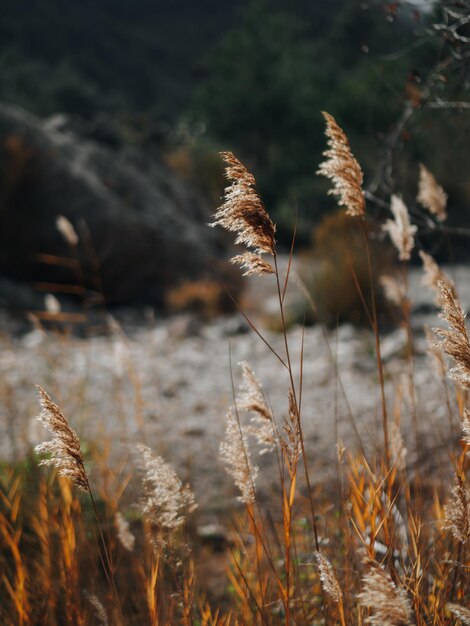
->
xmin=435 ymin=280 xmax=470 ymax=389
xmin=417 ymin=164 xmax=447 ymax=222
xmin=210 ymin=151 xmax=276 ymax=276
xmin=315 ymin=551 xmax=343 ymax=603
xmin=444 ymin=474 xmax=470 ymax=544
xmin=420 ymin=251 xmax=456 ymax=306
xmin=281 ymin=389 xmax=302 ymax=477
xmin=383 ymin=196 xmax=417 ymax=261
xmin=447 ymin=602 xmax=470 ymax=625
xmin=380 ymin=275 xmax=408 ymax=307
xmin=230 ymin=252 xmax=274 ymax=277
xmin=35 ymin=386 xmax=88 ymax=491
xmin=137 ymin=444 xmax=197 ymax=536
xmin=220 ymin=409 xmax=258 ymax=504
xmin=56 ymin=215 xmax=79 ymax=246
xmin=317 ymin=111 xmax=365 ymax=218
xmin=114 ymin=512 xmax=135 ymax=552
xmin=237 ymin=361 xmax=275 ymax=454
xmin=357 ymin=563 xmax=412 ymax=626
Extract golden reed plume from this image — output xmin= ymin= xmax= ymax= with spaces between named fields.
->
xmin=317 ymin=112 xmax=365 ymax=218
xmin=357 ymin=562 xmax=412 ymax=626
xmin=435 ymin=280 xmax=470 ymax=389
xmin=35 ymin=386 xmax=88 ymax=491
xmin=211 ymin=151 xmax=276 ymax=276
xmin=383 ymin=195 xmax=416 ymax=261
xmin=417 ymin=164 xmax=447 ymax=222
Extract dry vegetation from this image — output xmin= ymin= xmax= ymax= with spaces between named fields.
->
xmin=2 ymin=113 xmax=470 ymax=626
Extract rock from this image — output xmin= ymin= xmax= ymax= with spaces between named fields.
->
xmin=0 ymin=103 xmax=233 ymax=308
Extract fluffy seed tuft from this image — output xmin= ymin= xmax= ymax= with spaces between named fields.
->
xmin=220 ymin=409 xmax=258 ymax=504
xmin=383 ymin=196 xmax=416 ymax=261
xmin=357 ymin=562 xmax=412 ymax=626
xmin=211 ymin=151 xmax=276 ymax=255
xmin=417 ymin=164 xmax=447 ymax=222
xmin=317 ymin=112 xmax=365 ymax=218
xmin=35 ymin=386 xmax=88 ymax=491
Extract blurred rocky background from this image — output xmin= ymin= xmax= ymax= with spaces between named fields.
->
xmin=0 ymin=0 xmax=469 ymax=321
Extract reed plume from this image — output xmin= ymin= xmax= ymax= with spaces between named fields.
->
xmin=447 ymin=603 xmax=470 ymax=625
xmin=462 ymin=409 xmax=470 ymax=449
xmin=56 ymin=215 xmax=79 ymax=246
xmin=357 ymin=562 xmax=412 ymax=626
xmin=317 ymin=111 xmax=365 ymax=218
xmin=420 ymin=251 xmax=456 ymax=306
xmin=230 ymin=252 xmax=274 ymax=277
xmin=137 ymin=444 xmax=197 ymax=536
xmin=35 ymin=386 xmax=88 ymax=492
xmin=417 ymin=164 xmax=447 ymax=222
xmin=444 ymin=474 xmax=470 ymax=544
xmin=383 ymin=196 xmax=416 ymax=261
xmin=220 ymin=409 xmax=258 ymax=504
xmin=434 ymin=280 xmax=470 ymax=389
xmin=380 ymin=275 xmax=408 ymax=307
xmin=281 ymin=389 xmax=302 ymax=477
xmin=114 ymin=512 xmax=135 ymax=552
xmin=210 ymin=151 xmax=276 ymax=276
xmin=315 ymin=552 xmax=343 ymax=603
xmin=237 ymin=361 xmax=275 ymax=454
xmin=84 ymin=592 xmax=108 ymax=626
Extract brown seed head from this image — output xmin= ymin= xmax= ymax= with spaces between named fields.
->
xmin=220 ymin=409 xmax=258 ymax=504
xmin=417 ymin=164 xmax=447 ymax=222
xmin=211 ymin=151 xmax=276 ymax=255
xmin=315 ymin=551 xmax=343 ymax=603
xmin=447 ymin=603 xmax=470 ymax=625
xmin=230 ymin=252 xmax=274 ymax=277
xmin=357 ymin=562 xmax=412 ymax=626
xmin=383 ymin=196 xmax=417 ymax=261
xmin=35 ymin=386 xmax=88 ymax=491
xmin=237 ymin=361 xmax=275 ymax=454
xmin=434 ymin=280 xmax=470 ymax=389
xmin=137 ymin=444 xmax=197 ymax=536
xmin=444 ymin=474 xmax=470 ymax=544
xmin=317 ymin=112 xmax=366 ymax=218
xmin=420 ymin=251 xmax=456 ymax=306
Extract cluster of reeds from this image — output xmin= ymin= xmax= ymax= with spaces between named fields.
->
xmin=1 ymin=113 xmax=470 ymax=625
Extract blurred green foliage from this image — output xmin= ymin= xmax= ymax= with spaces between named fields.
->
xmin=1 ymin=0 xmax=469 ymax=247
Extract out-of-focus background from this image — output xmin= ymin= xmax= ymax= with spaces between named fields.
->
xmin=1 ymin=0 xmax=469 ymax=313
xmin=0 ymin=0 xmax=469 ymax=504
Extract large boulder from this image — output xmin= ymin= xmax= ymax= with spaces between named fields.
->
xmin=0 ymin=103 xmax=232 ymax=308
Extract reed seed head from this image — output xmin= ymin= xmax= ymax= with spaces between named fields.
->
xmin=317 ymin=111 xmax=366 ymax=218
xmin=237 ymin=361 xmax=275 ymax=454
xmin=211 ymin=151 xmax=276 ymax=256
xmin=357 ymin=563 xmax=412 ymax=626
xmin=281 ymin=389 xmax=302 ymax=477
xmin=383 ymin=195 xmax=416 ymax=261
xmin=115 ymin=512 xmax=135 ymax=552
xmin=420 ymin=251 xmax=456 ymax=306
xmin=315 ymin=551 xmax=343 ymax=603
xmin=417 ymin=164 xmax=447 ymax=222
xmin=434 ymin=280 xmax=470 ymax=389
xmin=35 ymin=386 xmax=88 ymax=491
xmin=444 ymin=474 xmax=470 ymax=544
xmin=230 ymin=252 xmax=274 ymax=277
xmin=56 ymin=215 xmax=79 ymax=246
xmin=220 ymin=409 xmax=258 ymax=504
xmin=380 ymin=275 xmax=407 ymax=307
xmin=137 ymin=444 xmax=197 ymax=535
xmin=447 ymin=603 xmax=470 ymax=625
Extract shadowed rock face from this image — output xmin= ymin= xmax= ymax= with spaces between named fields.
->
xmin=0 ymin=103 xmax=229 ymax=308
